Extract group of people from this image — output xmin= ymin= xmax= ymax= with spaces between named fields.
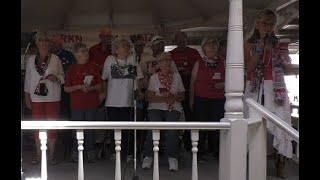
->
xmin=23 ymin=8 xmax=293 ymax=178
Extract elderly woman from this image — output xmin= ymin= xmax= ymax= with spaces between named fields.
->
xmin=141 ymin=52 xmax=185 ymax=171
xmin=189 ymin=36 xmax=225 ymax=161
xmin=101 ymin=36 xmax=143 ymax=161
xmin=24 ymin=32 xmax=65 ymax=165
xmin=243 ymin=9 xmax=292 ymax=178
xmin=64 ymin=42 xmax=102 ymax=163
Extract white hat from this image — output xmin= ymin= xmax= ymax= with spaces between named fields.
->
xmin=151 ymin=36 xmax=165 ymax=45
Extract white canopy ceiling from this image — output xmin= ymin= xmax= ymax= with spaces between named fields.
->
xmin=22 ymin=0 xmax=299 ymax=35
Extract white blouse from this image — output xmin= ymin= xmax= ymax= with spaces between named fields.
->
xmin=24 ymin=54 xmax=64 ymax=102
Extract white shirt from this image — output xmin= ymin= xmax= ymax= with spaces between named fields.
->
xmin=139 ymin=53 xmax=178 ymax=89
xmin=102 ymin=55 xmax=143 ymax=107
xmin=148 ymin=72 xmax=185 ymax=112
xmin=24 ymin=54 xmax=64 ymax=102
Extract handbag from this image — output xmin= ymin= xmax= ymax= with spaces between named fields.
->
xmin=34 ymin=82 xmax=48 ymax=96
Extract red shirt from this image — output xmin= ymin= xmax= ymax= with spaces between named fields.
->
xmin=170 ymin=47 xmax=202 ymax=86
xmin=65 ymin=62 xmax=102 ymax=110
xmin=195 ymin=56 xmax=225 ymax=99
xmin=89 ymin=42 xmax=112 ymax=73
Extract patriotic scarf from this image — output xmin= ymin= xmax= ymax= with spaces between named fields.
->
xmin=158 ymin=71 xmax=174 ymax=110
xmin=34 ymin=53 xmax=50 ymax=95
xmin=250 ymin=40 xmax=290 ymax=106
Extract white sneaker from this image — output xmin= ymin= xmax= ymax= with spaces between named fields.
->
xmin=168 ymin=157 xmax=178 ymax=171
xmin=142 ymin=156 xmax=153 ymax=169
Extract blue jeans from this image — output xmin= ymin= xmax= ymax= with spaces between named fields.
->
xmin=143 ymin=109 xmax=181 ymax=159
xmin=71 ymin=109 xmax=97 ymax=160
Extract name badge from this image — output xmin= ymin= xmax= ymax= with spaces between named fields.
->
xmin=212 ymin=73 xmax=221 ymax=80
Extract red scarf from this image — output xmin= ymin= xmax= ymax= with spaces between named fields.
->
xmin=158 ymin=71 xmax=174 ymax=110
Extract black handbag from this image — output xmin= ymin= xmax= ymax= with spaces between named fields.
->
xmin=34 ymin=82 xmax=48 ymax=96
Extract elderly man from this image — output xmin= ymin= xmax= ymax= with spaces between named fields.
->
xmin=88 ymin=27 xmax=113 ymax=157
xmin=169 ymin=31 xmax=202 ymax=152
xmin=89 ymin=27 xmax=113 ymax=73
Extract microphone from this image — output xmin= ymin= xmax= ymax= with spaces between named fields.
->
xmin=32 ymin=30 xmax=38 ymax=36
xmin=263 ymin=33 xmax=270 ymax=45
xmin=31 ymin=29 xmax=38 ymax=38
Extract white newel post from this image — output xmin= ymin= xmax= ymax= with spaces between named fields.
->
xmin=77 ymin=130 xmax=84 ymax=180
xmin=247 ymin=109 xmax=267 ymax=180
xmin=153 ymin=130 xmax=160 ymax=180
xmin=227 ymin=119 xmax=247 ymax=180
xmin=115 ymin=130 xmax=122 ymax=180
xmin=39 ymin=130 xmax=48 ymax=180
xmin=220 ymin=0 xmax=246 ymax=179
xmin=191 ymin=130 xmax=199 ymax=180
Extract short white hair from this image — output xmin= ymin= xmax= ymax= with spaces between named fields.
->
xmin=111 ymin=36 xmax=132 ymax=55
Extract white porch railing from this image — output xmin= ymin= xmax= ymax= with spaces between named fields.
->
xmin=246 ymin=98 xmax=299 ymax=180
xmin=22 ymin=121 xmax=248 ymax=180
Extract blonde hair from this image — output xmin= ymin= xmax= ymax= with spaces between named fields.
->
xmin=247 ymin=9 xmax=278 ymax=43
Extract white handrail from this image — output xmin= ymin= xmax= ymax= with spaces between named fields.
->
xmin=21 ymin=121 xmax=231 ymax=130
xmin=246 ymin=98 xmax=299 ymax=142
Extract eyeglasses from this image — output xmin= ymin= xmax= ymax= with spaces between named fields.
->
xmin=205 ymin=40 xmax=218 ymax=46
xmin=261 ymin=22 xmax=276 ymax=28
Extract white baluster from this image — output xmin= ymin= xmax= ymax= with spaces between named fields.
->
xmin=39 ymin=130 xmax=47 ymax=180
xmin=77 ymin=130 xmax=84 ymax=180
xmin=152 ymin=130 xmax=160 ymax=180
xmin=191 ymin=130 xmax=199 ymax=180
xmin=114 ymin=130 xmax=122 ymax=180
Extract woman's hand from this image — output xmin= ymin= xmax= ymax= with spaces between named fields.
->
xmin=99 ymin=92 xmax=106 ymax=104
xmin=25 ymin=96 xmax=32 ymax=110
xmin=214 ymin=82 xmax=225 ymax=89
xmin=81 ymin=84 xmax=90 ymax=93
xmin=46 ymin=74 xmax=59 ymax=83
xmin=166 ymin=93 xmax=176 ymax=104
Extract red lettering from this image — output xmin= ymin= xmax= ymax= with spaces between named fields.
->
xmin=75 ymin=35 xmax=82 ymax=42
xmin=67 ymin=35 xmax=74 ymax=43
xmin=61 ymin=35 xmax=67 ymax=43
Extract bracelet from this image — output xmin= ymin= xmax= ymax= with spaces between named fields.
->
xmin=255 ymin=47 xmax=264 ymax=55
